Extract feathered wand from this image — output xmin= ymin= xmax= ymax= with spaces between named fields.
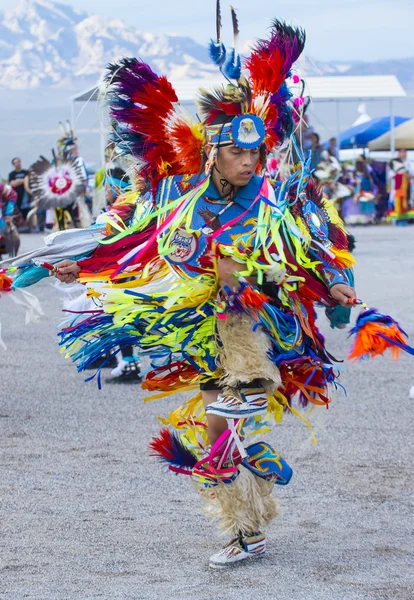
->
xmin=348 ymin=299 xmax=414 ymax=360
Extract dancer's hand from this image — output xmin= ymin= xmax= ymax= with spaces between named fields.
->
xmin=217 ymin=257 xmax=256 ymax=290
xmin=55 ymin=259 xmax=81 ymax=284
xmin=330 ymin=284 xmax=356 ymax=307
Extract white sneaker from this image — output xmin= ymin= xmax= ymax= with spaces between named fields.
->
xmin=110 ymin=359 xmax=129 ymax=378
xmin=205 ymin=388 xmax=268 ymax=418
xmin=209 ymin=532 xmax=266 ymax=569
xmin=109 ymin=357 xmax=141 ymax=382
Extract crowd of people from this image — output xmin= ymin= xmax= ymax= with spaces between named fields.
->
xmin=287 ymin=120 xmax=413 ymax=225
xmin=2 ymin=127 xmax=413 ymax=262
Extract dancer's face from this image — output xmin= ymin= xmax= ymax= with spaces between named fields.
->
xmin=206 ymin=144 xmax=260 ymax=189
xmin=105 ymin=183 xmax=116 ymax=205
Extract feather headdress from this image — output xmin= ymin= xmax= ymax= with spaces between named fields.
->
xmin=56 ymin=121 xmax=77 ymax=156
xmin=199 ymin=16 xmax=306 ymax=151
xmin=104 ymin=4 xmax=306 ymax=189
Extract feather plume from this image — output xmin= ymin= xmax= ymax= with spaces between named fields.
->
xmin=105 ymin=58 xmax=204 ymax=188
xmin=168 ymin=116 xmax=204 ymax=173
xmin=222 ymin=7 xmax=242 ymax=81
xmin=216 ymin=0 xmax=222 ymax=43
xmin=149 ymin=428 xmax=197 ymax=472
xmin=348 ymin=308 xmax=414 ymax=361
xmin=223 ymin=49 xmax=242 ymax=81
xmin=29 ymin=155 xmax=86 ymax=209
xmin=197 ymin=84 xmax=247 ymax=123
xmin=245 ymin=20 xmax=306 ymax=95
xmin=209 ymin=41 xmax=227 ymax=67
xmin=209 ymin=0 xmax=226 ymax=67
xmin=242 ymin=21 xmax=305 ymax=147
xmin=230 ymin=5 xmax=240 ymax=46
xmin=105 ymin=58 xmax=178 ymax=190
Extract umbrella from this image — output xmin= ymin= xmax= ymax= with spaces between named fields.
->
xmin=336 ymin=116 xmax=409 ymax=149
xmin=368 ymin=118 xmax=414 ymax=150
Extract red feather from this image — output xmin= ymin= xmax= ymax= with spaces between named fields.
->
xmin=149 ymin=428 xmax=176 ymax=461
xmin=168 ymin=118 xmax=203 ymax=174
xmin=106 ymin=59 xmax=202 ymax=191
xmin=245 ymin=20 xmax=305 ymax=96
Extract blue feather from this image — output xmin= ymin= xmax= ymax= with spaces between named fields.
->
xmin=223 ymin=48 xmax=242 ymax=80
xmin=209 ymin=40 xmax=227 ymax=67
xmin=149 ymin=428 xmax=197 ymax=471
xmin=12 ymin=266 xmax=49 ymax=289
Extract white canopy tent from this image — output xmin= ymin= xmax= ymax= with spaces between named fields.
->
xmin=70 ymin=74 xmax=406 ymax=165
xmin=368 ymin=118 xmax=414 ymax=151
xmin=290 ymin=75 xmax=406 ymax=153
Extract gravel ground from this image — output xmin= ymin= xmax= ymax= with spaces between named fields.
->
xmin=1 ymin=226 xmax=414 ymax=600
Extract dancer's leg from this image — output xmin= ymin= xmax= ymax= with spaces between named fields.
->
xmin=201 ymin=389 xmax=227 ymax=445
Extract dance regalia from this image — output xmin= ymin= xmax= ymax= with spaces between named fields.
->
xmin=28 ymin=122 xmax=88 ymax=231
xmin=0 ymin=182 xmax=18 ymax=259
xmin=2 ymin=14 xmax=414 ymax=539
xmin=388 ymin=157 xmax=414 ymax=222
xmin=0 ymin=182 xmax=17 ymax=230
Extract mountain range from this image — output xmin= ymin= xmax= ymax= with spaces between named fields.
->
xmin=1 ymin=0 xmax=414 ymax=92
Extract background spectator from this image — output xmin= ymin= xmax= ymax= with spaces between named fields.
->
xmin=8 ymin=157 xmax=31 ymax=220
xmin=328 ymin=137 xmax=340 ymax=160
xmin=310 ymin=132 xmax=324 ymax=170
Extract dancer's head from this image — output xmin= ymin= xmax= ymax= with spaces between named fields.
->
xmin=203 ymin=113 xmax=264 ymax=190
xmin=105 ymin=168 xmax=130 ymax=204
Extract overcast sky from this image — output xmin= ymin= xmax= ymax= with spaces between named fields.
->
xmin=2 ymin=0 xmax=413 ymax=62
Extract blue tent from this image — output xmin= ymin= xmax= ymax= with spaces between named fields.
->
xmin=336 ymin=116 xmax=410 ymax=149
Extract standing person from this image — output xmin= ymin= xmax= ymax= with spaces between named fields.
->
xmin=48 ymin=18 xmax=358 ymax=569
xmin=370 ymin=161 xmax=388 ymax=221
xmin=8 ymin=157 xmax=31 ymax=221
xmin=356 ymin=156 xmax=376 ymax=224
xmin=389 ymin=149 xmax=413 ymax=223
xmin=101 ymin=167 xmax=141 ymax=382
xmin=310 ymin=132 xmax=324 ymax=171
xmin=0 ymin=181 xmax=18 ymax=259
xmin=54 ymin=124 xmax=88 ymax=230
xmin=328 ymin=137 xmax=340 ymax=160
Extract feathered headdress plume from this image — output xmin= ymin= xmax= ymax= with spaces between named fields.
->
xmin=105 ymin=58 xmax=204 ymax=191
xmin=104 ymin=12 xmax=307 ymax=188
xmin=222 ymin=6 xmax=242 ymax=81
xmin=209 ymin=0 xmax=226 ymax=68
xmin=57 ymin=121 xmax=77 ymax=155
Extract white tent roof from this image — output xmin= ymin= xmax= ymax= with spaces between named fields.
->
xmin=368 ymin=118 xmax=414 ymax=150
xmin=295 ymin=75 xmax=406 ymax=101
xmin=72 ymin=75 xmax=406 ymax=104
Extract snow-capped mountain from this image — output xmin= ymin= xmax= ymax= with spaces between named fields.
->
xmin=1 ymin=0 xmax=413 ymax=91
xmin=0 ymin=0 xmax=217 ymax=89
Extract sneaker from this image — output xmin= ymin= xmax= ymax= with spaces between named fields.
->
xmin=205 ymin=388 xmax=268 ymax=418
xmin=209 ymin=532 xmax=266 ymax=569
xmin=108 ymin=356 xmax=141 ymax=382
